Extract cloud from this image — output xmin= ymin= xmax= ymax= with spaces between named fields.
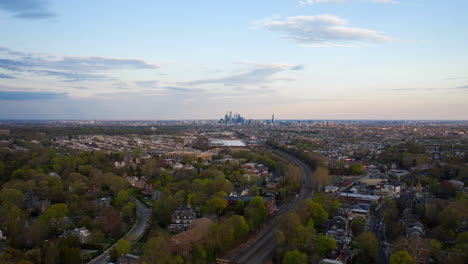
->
xmin=256 ymin=15 xmax=390 ymax=46
xmin=0 ymin=47 xmax=158 ymax=82
xmin=35 ymin=70 xmax=111 ymax=82
xmin=164 ymin=86 xmax=199 ymax=93
xmin=135 ymin=80 xmax=159 ymax=88
xmin=392 ymin=88 xmax=415 ymax=91
xmin=73 ymin=86 xmax=89 ymax=90
xmin=392 ymin=86 xmax=468 ymax=92
xmin=36 ymin=56 xmax=159 ymax=72
xmin=0 ymin=73 xmax=15 ymax=79
xmin=184 ymin=63 xmax=299 ymax=87
xmin=0 ymin=0 xmax=56 ymax=20
xmin=290 ymin=65 xmax=305 ymax=71
xmin=0 ymin=90 xmax=66 ymax=100
xmin=300 ymin=0 xmax=398 ymax=5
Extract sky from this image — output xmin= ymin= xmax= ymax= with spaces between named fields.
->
xmin=0 ymin=0 xmax=467 ymax=120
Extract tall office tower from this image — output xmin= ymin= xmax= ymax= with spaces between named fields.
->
xmin=272 ymin=114 xmax=275 ymax=124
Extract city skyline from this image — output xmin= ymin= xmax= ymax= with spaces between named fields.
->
xmin=0 ymin=0 xmax=467 ymax=120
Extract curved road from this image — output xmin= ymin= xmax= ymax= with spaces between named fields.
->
xmin=88 ymin=198 xmax=152 ymax=264
xmin=226 ymin=150 xmax=315 ymax=264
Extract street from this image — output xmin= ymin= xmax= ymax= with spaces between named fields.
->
xmin=87 ymin=198 xmax=152 ymax=264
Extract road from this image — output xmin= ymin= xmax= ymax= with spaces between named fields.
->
xmin=370 ymin=209 xmax=389 ymax=264
xmin=87 ymin=198 xmax=152 ymax=264
xmin=226 ymin=150 xmax=315 ymax=264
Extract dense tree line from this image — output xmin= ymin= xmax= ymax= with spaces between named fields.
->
xmin=0 ymin=139 xmax=137 ymax=263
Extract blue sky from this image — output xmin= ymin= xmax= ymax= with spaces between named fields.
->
xmin=0 ymin=0 xmax=467 ymax=120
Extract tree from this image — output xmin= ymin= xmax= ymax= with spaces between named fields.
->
xmin=133 ymin=147 xmax=143 ymax=158
xmin=235 ymin=199 xmax=245 ymax=215
xmin=0 ymin=160 xmax=6 ymax=178
xmin=0 ymin=204 xmax=26 ymax=241
xmin=205 ymin=196 xmax=227 ymax=215
xmin=351 ymin=217 xmax=366 ymax=235
xmin=276 ymin=212 xmax=315 ymax=254
xmin=350 ymin=162 xmax=364 ymax=175
xmin=115 ymin=239 xmax=130 ymax=257
xmin=315 ymin=235 xmax=336 ymax=258
xmin=313 ymin=166 xmax=331 ymax=192
xmin=312 ymin=193 xmax=341 ymax=214
xmin=58 ymin=247 xmax=80 ymax=264
xmin=97 ymin=208 xmax=124 ymax=238
xmin=299 ymin=200 xmax=329 ymax=226
xmin=227 ymin=215 xmax=249 ymax=240
xmin=142 ymin=158 xmax=161 ymax=178
xmin=114 ymin=189 xmax=130 ymax=208
xmin=244 ymin=196 xmax=267 ymax=230
xmin=153 ymin=189 xmax=178 ymax=227
xmin=39 ymin=203 xmax=69 ymax=233
xmin=90 ymin=230 xmax=105 ymax=245
xmin=44 ymin=242 xmax=59 ymax=264
xmin=282 ymin=250 xmax=307 ymax=264
xmin=121 ymin=202 xmax=135 ymax=224
xmin=0 ymin=188 xmax=24 ymax=207
xmin=143 ymin=236 xmax=180 ymax=264
xmin=24 ymin=248 xmax=42 ymax=264
xmin=390 ymin=250 xmax=416 ymax=264
xmin=353 ymin=232 xmax=378 ymax=264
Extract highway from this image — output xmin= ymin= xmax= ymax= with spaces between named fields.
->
xmin=226 ymin=150 xmax=315 ymax=264
xmin=87 ymin=198 xmax=152 ymax=264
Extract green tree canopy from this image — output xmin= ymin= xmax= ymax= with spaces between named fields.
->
xmin=0 ymin=188 xmax=24 ymax=207
xmin=353 ymin=232 xmax=378 ymax=264
xmin=115 ymin=239 xmax=130 ymax=256
xmin=316 ymin=235 xmax=337 ymax=258
xmin=244 ymin=196 xmax=267 ymax=230
xmin=282 ymin=250 xmax=307 ymax=264
xmin=390 ymin=250 xmax=416 ymax=264
xmin=351 ymin=217 xmax=366 ymax=235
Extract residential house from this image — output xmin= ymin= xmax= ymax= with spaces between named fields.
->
xmin=61 ymin=227 xmax=91 ymax=244
xmin=400 ymin=209 xmax=426 ymax=237
xmin=95 ymin=197 xmax=112 ymax=208
xmin=326 ymin=215 xmax=352 ymax=248
xmin=168 ymin=207 xmax=196 ymax=230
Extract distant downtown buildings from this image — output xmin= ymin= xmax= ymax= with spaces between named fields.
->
xmin=219 ymin=111 xmax=276 ymax=125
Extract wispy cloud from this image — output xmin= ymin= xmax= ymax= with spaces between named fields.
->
xmin=0 ymin=90 xmax=66 ymax=100
xmin=290 ymin=65 xmax=305 ymax=71
xmin=392 ymin=86 xmax=468 ymax=92
xmin=256 ymin=15 xmax=390 ymax=47
xmin=73 ymin=86 xmax=89 ymax=90
xmin=183 ymin=63 xmax=301 ymax=87
xmin=0 ymin=73 xmax=15 ymax=79
xmin=0 ymin=0 xmax=56 ymax=20
xmin=164 ymin=86 xmax=199 ymax=93
xmin=0 ymin=47 xmax=158 ymax=82
xmin=135 ymin=80 xmax=159 ymax=88
xmin=35 ymin=70 xmax=111 ymax=82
